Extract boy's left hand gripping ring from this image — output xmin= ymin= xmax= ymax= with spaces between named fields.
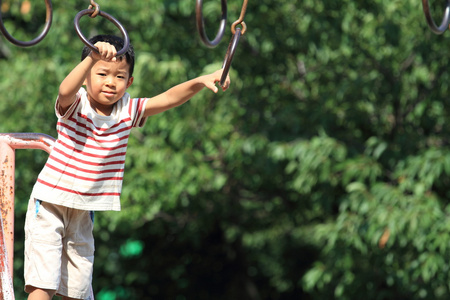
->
xmin=74 ymin=8 xmax=130 ymax=56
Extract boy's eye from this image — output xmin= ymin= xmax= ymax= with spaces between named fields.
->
xmin=97 ymin=73 xmax=106 ymax=77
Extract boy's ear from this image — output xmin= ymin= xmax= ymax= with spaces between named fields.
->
xmin=127 ymin=76 xmax=134 ymax=88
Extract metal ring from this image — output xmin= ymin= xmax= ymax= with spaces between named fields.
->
xmin=74 ymin=9 xmax=130 ymax=56
xmin=196 ymin=0 xmax=227 ymax=48
xmin=0 ymin=0 xmax=53 ymax=47
xmin=220 ymin=27 xmax=241 ymax=86
xmin=422 ymin=0 xmax=450 ymax=34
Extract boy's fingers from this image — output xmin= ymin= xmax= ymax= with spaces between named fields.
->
xmin=206 ymin=81 xmax=219 ymax=93
xmin=203 ymin=70 xmax=229 ymax=93
xmin=103 ymin=48 xmax=116 ymax=60
xmin=221 ymin=77 xmax=230 ymax=90
xmin=211 ymin=83 xmax=219 ymax=93
xmin=95 ymin=42 xmax=117 ymax=61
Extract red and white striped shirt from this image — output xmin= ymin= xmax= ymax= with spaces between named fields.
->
xmin=31 ymin=88 xmax=149 ymax=211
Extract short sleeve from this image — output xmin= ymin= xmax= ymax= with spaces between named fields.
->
xmin=130 ymin=97 xmax=150 ymax=128
xmin=55 ymin=90 xmax=82 ymax=119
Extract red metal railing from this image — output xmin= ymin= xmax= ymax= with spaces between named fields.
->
xmin=0 ymin=133 xmax=55 ymax=300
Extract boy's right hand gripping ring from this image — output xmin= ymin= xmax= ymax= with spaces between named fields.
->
xmin=74 ymin=8 xmax=130 ymax=56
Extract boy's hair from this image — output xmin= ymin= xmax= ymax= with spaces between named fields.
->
xmin=81 ymin=35 xmax=135 ymax=77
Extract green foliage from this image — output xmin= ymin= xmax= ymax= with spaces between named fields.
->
xmin=2 ymin=0 xmax=450 ymax=299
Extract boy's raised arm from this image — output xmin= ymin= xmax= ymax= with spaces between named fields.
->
xmin=58 ymin=56 xmax=96 ymax=114
xmin=144 ymin=69 xmax=230 ymax=117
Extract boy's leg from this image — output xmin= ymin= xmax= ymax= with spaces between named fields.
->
xmin=27 ymin=286 xmax=55 ymax=300
xmin=24 ymin=199 xmax=64 ymax=295
xmin=24 ymin=199 xmax=94 ymax=299
xmin=58 ymin=208 xmax=95 ymax=299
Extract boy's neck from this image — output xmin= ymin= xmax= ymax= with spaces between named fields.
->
xmin=88 ymin=99 xmax=115 ymax=116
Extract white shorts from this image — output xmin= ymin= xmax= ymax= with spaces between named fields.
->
xmin=24 ymin=198 xmax=95 ymax=299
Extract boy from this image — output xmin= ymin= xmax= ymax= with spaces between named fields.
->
xmin=24 ymin=34 xmax=230 ymax=300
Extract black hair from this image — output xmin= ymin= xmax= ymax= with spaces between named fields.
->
xmin=81 ymin=35 xmax=135 ymax=77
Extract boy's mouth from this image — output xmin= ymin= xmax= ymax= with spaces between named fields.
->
xmin=102 ymin=91 xmax=116 ymax=97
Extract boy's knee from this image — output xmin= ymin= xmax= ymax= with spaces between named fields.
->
xmin=26 ymin=286 xmax=56 ymax=300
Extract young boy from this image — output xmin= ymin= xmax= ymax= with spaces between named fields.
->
xmin=24 ymin=34 xmax=230 ymax=300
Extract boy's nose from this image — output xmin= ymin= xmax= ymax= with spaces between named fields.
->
xmin=105 ymin=77 xmax=116 ymax=86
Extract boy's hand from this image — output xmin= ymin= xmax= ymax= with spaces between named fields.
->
xmin=90 ymin=42 xmax=117 ymax=62
xmin=202 ymin=69 xmax=231 ymax=93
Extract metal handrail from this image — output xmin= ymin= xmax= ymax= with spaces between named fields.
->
xmin=0 ymin=133 xmax=55 ymax=300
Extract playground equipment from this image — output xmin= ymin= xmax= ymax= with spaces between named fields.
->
xmin=74 ymin=0 xmax=130 ymax=56
xmin=196 ymin=0 xmax=249 ymax=87
xmin=0 ymin=133 xmax=55 ymax=300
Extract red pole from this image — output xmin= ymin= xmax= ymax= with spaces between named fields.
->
xmin=0 ymin=139 xmax=16 ymax=283
xmin=1 ymin=210 xmax=14 ymax=299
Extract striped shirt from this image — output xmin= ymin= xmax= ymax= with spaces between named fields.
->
xmin=31 ymin=88 xmax=149 ymax=211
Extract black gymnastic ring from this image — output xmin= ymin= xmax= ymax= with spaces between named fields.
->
xmin=0 ymin=0 xmax=53 ymax=47
xmin=422 ymin=0 xmax=450 ymax=34
xmin=220 ymin=27 xmax=241 ymax=86
xmin=196 ymin=0 xmax=227 ymax=48
xmin=74 ymin=9 xmax=130 ymax=56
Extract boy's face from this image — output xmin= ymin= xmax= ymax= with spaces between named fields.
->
xmin=84 ymin=59 xmax=133 ymax=115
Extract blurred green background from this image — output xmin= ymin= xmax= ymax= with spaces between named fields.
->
xmin=2 ymin=0 xmax=450 ymax=299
